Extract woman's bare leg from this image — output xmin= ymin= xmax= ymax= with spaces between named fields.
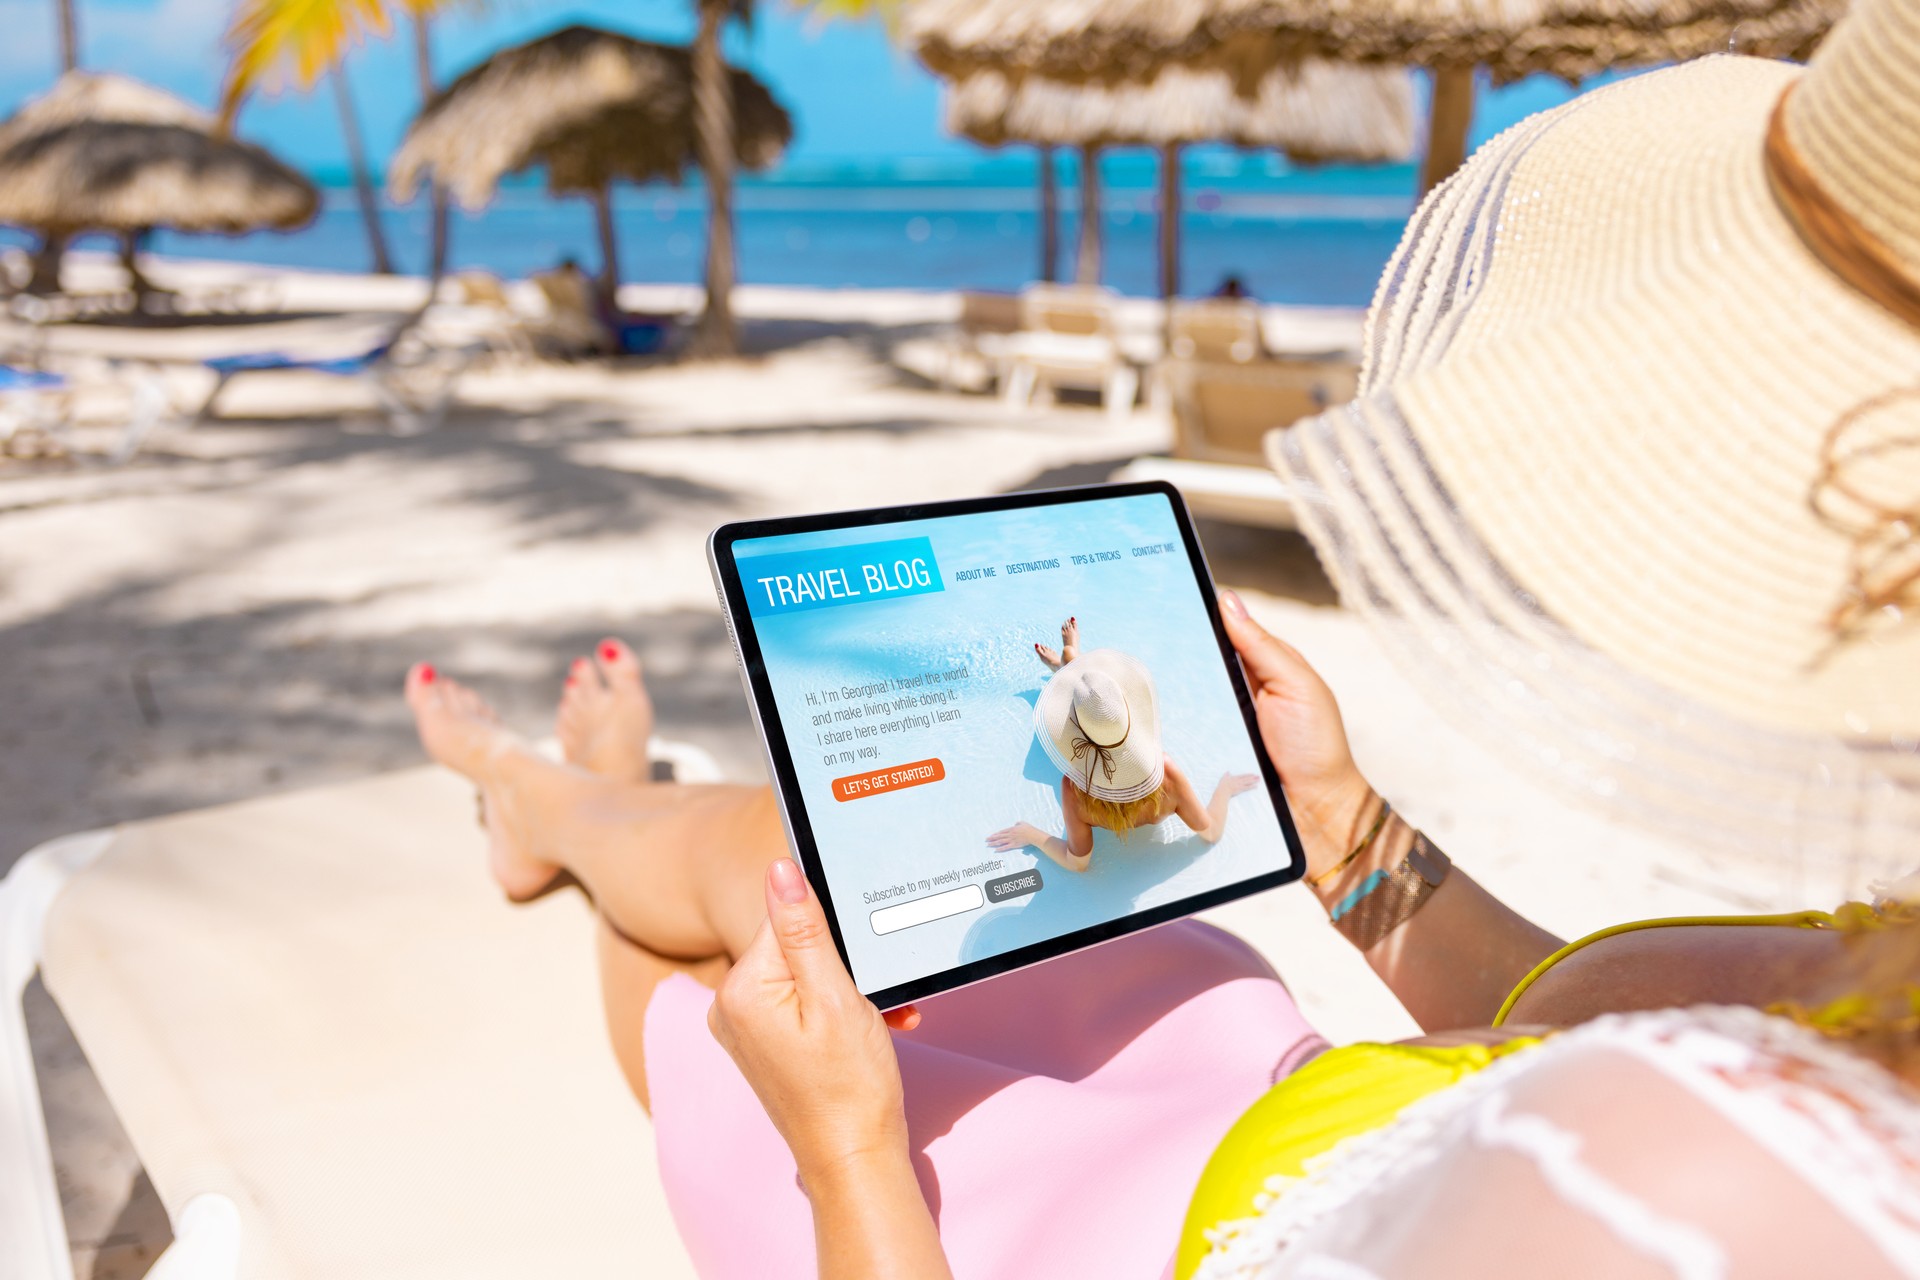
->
xmin=596 ymin=915 xmax=728 ymax=1112
xmin=405 ymin=662 xmax=783 ymax=961
xmin=1033 ymin=615 xmax=1080 ymax=669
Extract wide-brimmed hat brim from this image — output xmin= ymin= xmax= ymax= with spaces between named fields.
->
xmin=1034 ymin=648 xmax=1165 ymax=803
xmin=1272 ymin=53 xmax=1920 ymax=871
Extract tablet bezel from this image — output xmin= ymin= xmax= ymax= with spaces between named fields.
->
xmin=708 ymin=480 xmax=1308 ymax=1010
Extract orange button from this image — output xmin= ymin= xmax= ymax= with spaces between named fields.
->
xmin=831 ymin=758 xmax=946 ymax=802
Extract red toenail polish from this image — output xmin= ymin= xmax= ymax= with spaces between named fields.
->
xmin=600 ymin=642 xmax=619 ymax=662
xmin=420 ymin=664 xmax=436 ymax=684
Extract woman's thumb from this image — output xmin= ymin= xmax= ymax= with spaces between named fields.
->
xmin=764 ymin=858 xmax=847 ymax=989
xmin=1218 ymin=589 xmax=1309 ymax=689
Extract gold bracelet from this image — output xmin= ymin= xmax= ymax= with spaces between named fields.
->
xmin=1332 ymin=831 xmax=1452 ymax=951
xmin=1307 ymin=798 xmax=1391 ymax=887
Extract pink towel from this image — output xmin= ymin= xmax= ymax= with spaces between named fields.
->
xmin=646 ymin=919 xmax=1325 ymax=1278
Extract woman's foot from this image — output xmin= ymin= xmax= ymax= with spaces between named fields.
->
xmin=1035 ymin=616 xmax=1079 ymax=670
xmin=556 ymin=638 xmax=655 ymax=782
xmin=406 ymin=663 xmax=564 ymax=901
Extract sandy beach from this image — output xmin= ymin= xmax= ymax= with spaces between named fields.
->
xmin=3 ymin=260 xmax=1844 ymax=1277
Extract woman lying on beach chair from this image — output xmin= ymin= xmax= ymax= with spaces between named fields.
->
xmin=404 ymin=3 xmax=1920 ymax=1274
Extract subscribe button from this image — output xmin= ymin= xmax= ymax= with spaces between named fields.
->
xmin=832 ymin=758 xmax=946 ymax=802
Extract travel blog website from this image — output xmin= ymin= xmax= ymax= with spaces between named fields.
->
xmin=732 ymin=493 xmax=1291 ymax=996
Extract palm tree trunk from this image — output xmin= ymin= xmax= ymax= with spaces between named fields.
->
xmin=331 ymin=65 xmax=394 ymax=276
xmin=1075 ymin=144 xmax=1102 ymax=287
xmin=1158 ymin=143 xmax=1181 ymax=303
xmin=689 ymin=0 xmax=736 ymax=358
xmin=55 ymin=0 xmax=78 ymax=72
xmin=1419 ymin=66 xmax=1477 ymax=197
xmin=1037 ymin=145 xmax=1058 ymax=284
xmin=593 ymin=184 xmax=621 ymax=306
xmin=412 ymin=13 xmax=450 ymax=282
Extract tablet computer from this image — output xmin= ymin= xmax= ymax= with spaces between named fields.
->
xmin=708 ymin=481 xmax=1306 ymax=1009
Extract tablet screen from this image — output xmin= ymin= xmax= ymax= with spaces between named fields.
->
xmin=723 ymin=488 xmax=1300 ymax=1003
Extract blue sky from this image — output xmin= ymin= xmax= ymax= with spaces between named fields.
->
xmin=0 ymin=0 xmax=1609 ymax=177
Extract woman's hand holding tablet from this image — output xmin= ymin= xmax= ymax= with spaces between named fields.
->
xmin=709 ymin=482 xmax=1307 ymax=1009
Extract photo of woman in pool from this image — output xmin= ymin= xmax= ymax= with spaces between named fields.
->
xmin=987 ymin=617 xmax=1260 ymax=872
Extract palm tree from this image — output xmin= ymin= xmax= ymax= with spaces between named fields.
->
xmin=687 ymin=0 xmax=744 ymax=357
xmin=54 ymin=0 xmax=79 ymax=71
xmin=687 ymin=0 xmax=896 ymax=357
xmin=219 ymin=0 xmax=467 ymax=277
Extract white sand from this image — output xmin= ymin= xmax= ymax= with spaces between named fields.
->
xmin=1 ymin=258 xmax=1836 ymax=1277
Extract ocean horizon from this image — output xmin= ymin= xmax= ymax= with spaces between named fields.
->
xmin=7 ymin=151 xmax=1419 ymax=307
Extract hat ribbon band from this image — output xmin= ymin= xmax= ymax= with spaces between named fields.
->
xmin=1765 ymin=85 xmax=1920 ymax=333
xmin=1767 ymin=85 xmax=1920 ymax=655
xmin=1067 ymin=707 xmax=1129 ymax=791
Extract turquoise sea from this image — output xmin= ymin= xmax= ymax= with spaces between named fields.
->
xmin=13 ymin=151 xmax=1418 ymax=306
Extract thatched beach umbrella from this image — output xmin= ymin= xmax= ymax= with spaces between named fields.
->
xmin=390 ymin=25 xmax=792 ymax=310
xmin=0 ymin=72 xmax=317 ymax=293
xmin=907 ymin=0 xmax=1840 ymax=192
xmin=947 ymin=59 xmax=1413 ymax=295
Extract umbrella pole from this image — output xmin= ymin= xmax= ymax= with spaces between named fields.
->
xmin=1038 ymin=146 xmax=1058 ymax=284
xmin=1076 ymin=144 xmax=1102 ymax=287
xmin=120 ymin=229 xmax=158 ymax=306
xmin=593 ymin=184 xmax=621 ymax=307
xmin=1159 ymin=143 xmax=1181 ymax=309
xmin=27 ymin=230 xmax=66 ymax=295
xmin=1419 ymin=66 xmax=1477 ymax=197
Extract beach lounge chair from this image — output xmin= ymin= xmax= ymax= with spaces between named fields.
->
xmin=1 ymin=739 xmax=722 ymax=1280
xmin=889 ymin=292 xmax=1021 ymax=393
xmin=1167 ymin=299 xmax=1266 ymax=364
xmin=992 ymin=284 xmax=1140 ymax=420
xmin=1120 ymin=355 xmax=1359 ymax=529
xmin=0 ymin=365 xmax=73 ymax=457
xmin=526 ymin=273 xmax=673 ymax=360
xmin=167 ymin=324 xmax=472 ymax=456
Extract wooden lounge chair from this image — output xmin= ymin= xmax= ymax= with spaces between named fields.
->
xmin=1167 ymin=298 xmax=1266 ymax=364
xmin=990 ymin=284 xmax=1140 ymax=420
xmin=1121 ymin=355 xmax=1359 ymax=529
xmin=1 ymin=740 xmax=722 ymax=1280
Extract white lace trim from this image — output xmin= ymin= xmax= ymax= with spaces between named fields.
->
xmin=1194 ymin=1007 xmax=1920 ymax=1280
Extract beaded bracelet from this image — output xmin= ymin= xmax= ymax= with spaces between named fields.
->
xmin=1306 ymin=798 xmax=1392 ymax=888
xmin=1331 ymin=831 xmax=1452 ymax=952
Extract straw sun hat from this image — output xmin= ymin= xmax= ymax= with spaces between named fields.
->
xmin=1272 ymin=0 xmax=1920 ymax=876
xmin=1035 ymin=649 xmax=1166 ymax=803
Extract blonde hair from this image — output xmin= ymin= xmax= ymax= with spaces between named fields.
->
xmin=1070 ymin=781 xmax=1163 ymax=839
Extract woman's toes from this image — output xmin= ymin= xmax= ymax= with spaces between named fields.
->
xmin=405 ymin=661 xmax=440 ymax=705
xmin=595 ymin=638 xmax=643 ymax=691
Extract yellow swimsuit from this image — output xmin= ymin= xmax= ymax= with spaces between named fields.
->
xmin=1174 ymin=908 xmax=1854 ymax=1280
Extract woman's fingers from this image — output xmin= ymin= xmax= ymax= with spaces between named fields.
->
xmin=763 ymin=858 xmax=850 ymax=995
xmin=883 ymin=1004 xmax=921 ymax=1031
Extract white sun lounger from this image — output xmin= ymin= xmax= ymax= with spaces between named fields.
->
xmin=2 ymin=742 xmax=720 ymax=1280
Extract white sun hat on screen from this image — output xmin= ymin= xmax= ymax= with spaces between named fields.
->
xmin=1035 ymin=648 xmax=1166 ymax=803
xmin=1270 ymin=0 xmax=1920 ymax=877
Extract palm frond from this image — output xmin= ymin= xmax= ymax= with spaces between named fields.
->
xmin=218 ymin=0 xmax=392 ymax=122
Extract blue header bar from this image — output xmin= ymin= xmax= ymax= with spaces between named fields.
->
xmin=739 ymin=537 xmax=944 ymax=617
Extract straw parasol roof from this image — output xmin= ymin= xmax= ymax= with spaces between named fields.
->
xmin=906 ymin=0 xmax=1841 ymax=86
xmin=946 ymin=59 xmax=1414 ymax=160
xmin=0 ymin=72 xmax=317 ymax=234
xmin=390 ymin=25 xmax=792 ymax=209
